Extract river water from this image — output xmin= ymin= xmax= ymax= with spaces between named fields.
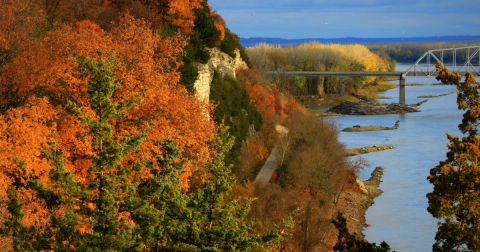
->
xmin=330 ymin=63 xmax=465 ymax=251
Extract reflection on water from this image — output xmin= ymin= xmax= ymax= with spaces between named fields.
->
xmin=330 ymin=63 xmax=464 ymax=251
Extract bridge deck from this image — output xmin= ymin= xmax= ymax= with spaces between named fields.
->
xmin=266 ymin=71 xmax=479 ymax=78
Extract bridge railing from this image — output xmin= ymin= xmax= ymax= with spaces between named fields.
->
xmin=405 ymin=46 xmax=480 ymax=77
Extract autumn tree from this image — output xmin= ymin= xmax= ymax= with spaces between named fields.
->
xmin=236 ymin=69 xmax=276 ymax=121
xmin=248 ymin=110 xmax=368 ymax=251
xmin=0 ymin=0 xmax=45 ymax=113
xmin=434 ymin=62 xmax=462 ymax=85
xmin=0 ymin=49 xmax=291 ymax=251
xmin=246 ymin=42 xmax=392 ymax=95
xmin=162 ymin=126 xmax=295 ymax=251
xmin=283 ymin=99 xmax=301 ymax=115
xmin=0 ymin=15 xmax=218 ymax=248
xmin=427 ymin=63 xmax=480 ymax=251
xmin=209 ymin=71 xmax=263 ymax=163
xmin=0 ymin=51 xmax=152 ymax=251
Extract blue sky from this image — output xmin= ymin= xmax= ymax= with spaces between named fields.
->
xmin=208 ymin=0 xmax=480 ymax=39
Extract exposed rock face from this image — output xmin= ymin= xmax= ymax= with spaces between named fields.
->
xmin=193 ymin=48 xmax=247 ymax=101
xmin=194 ymin=63 xmax=214 ymax=102
xmin=356 ymin=178 xmax=369 ymax=194
xmin=234 ymin=50 xmax=248 ymax=70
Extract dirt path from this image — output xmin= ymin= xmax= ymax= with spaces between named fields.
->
xmin=254 ymin=125 xmax=288 ymax=184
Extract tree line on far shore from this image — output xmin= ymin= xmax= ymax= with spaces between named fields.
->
xmin=246 ymin=42 xmax=395 ymax=99
xmin=368 ymin=41 xmax=480 ymax=64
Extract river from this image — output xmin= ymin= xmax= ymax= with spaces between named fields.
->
xmin=331 ymin=63 xmax=465 ymax=251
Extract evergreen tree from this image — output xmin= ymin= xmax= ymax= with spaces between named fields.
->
xmin=193 ymin=0 xmax=221 ymax=49
xmin=188 ymin=0 xmax=222 ymax=63
xmin=0 ymin=51 xmax=149 ymax=251
xmin=159 ymin=126 xmax=293 ymax=251
xmin=209 ymin=71 xmax=263 ymax=156
xmin=178 ymin=43 xmax=199 ymax=93
xmin=1 ymin=51 xmax=289 ymax=251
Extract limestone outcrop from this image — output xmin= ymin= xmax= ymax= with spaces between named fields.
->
xmin=193 ymin=48 xmax=247 ymax=101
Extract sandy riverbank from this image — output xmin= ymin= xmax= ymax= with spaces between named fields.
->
xmin=343 ymin=126 xmax=395 ymax=132
xmin=342 ymin=120 xmax=400 ymax=132
xmin=345 ymin=145 xmax=395 ymax=156
xmin=418 ymin=90 xmax=458 ymax=98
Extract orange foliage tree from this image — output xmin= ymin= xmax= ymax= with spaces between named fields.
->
xmin=161 ymin=0 xmax=203 ymax=35
xmin=211 ymin=9 xmax=225 ymax=40
xmin=283 ymin=99 xmax=301 ymax=115
xmin=0 ymin=14 xmax=216 ymax=231
xmin=273 ymin=87 xmax=282 ymax=113
xmin=0 ymin=0 xmax=45 ymax=113
xmin=0 ymin=0 xmax=44 ymax=69
xmin=428 ymin=64 xmax=480 ymax=251
xmin=35 ymin=0 xmax=203 ymax=35
xmin=236 ymin=69 xmax=276 ymax=121
xmin=435 ymin=61 xmax=462 ymax=85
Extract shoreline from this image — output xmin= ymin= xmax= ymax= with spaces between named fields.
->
xmin=345 ymin=145 xmax=395 ymax=156
xmin=335 ymin=145 xmax=390 ymax=241
xmin=297 ymin=81 xmax=398 ymax=108
xmin=342 ymin=120 xmax=400 ymax=132
xmin=338 ymin=167 xmax=385 ymax=238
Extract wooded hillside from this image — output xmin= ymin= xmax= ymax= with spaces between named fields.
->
xmin=0 ymin=1 xmax=378 ymax=251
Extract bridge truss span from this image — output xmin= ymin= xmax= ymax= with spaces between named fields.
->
xmin=265 ymin=45 xmax=480 ymax=104
xmin=405 ymin=46 xmax=480 ymax=77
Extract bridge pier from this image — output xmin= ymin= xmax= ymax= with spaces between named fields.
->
xmin=342 ymin=78 xmax=345 ymax=102
xmin=399 ymin=75 xmax=405 ymax=104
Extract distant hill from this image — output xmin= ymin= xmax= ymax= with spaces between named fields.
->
xmin=240 ymin=35 xmax=480 ymax=48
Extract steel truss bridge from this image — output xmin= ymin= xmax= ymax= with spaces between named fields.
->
xmin=266 ymin=46 xmax=480 ymax=104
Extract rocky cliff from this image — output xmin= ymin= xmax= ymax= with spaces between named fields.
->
xmin=194 ymin=48 xmax=248 ymax=101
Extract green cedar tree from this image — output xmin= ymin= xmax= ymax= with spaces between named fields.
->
xmin=209 ymin=71 xmax=262 ymax=157
xmin=1 ymin=51 xmax=288 ymax=252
